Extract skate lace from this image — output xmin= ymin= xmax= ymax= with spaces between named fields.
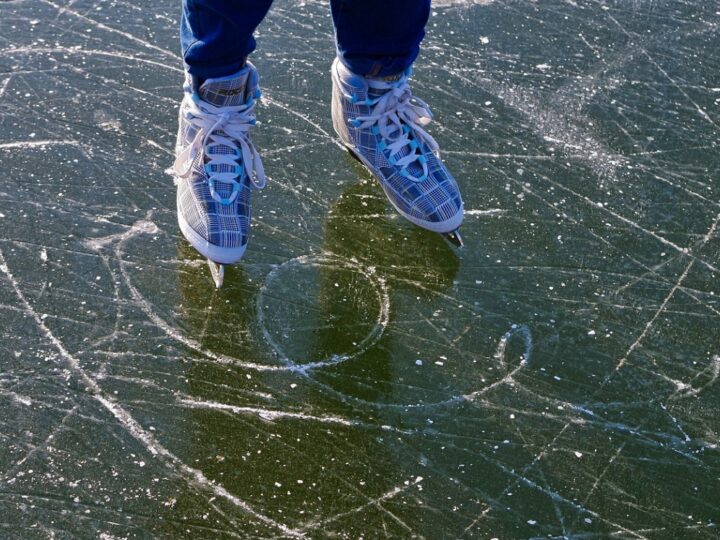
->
xmin=173 ymin=94 xmax=265 ymax=205
xmin=347 ymin=73 xmax=439 ymax=182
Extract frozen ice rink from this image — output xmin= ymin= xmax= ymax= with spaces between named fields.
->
xmin=1 ymin=0 xmax=719 ymax=538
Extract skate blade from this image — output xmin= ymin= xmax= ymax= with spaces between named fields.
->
xmin=207 ymin=260 xmax=224 ymax=289
xmin=444 ymin=229 xmax=464 ymax=248
xmin=346 ymin=147 xmax=363 ymax=164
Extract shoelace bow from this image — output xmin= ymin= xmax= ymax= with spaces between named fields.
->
xmin=348 ymin=73 xmax=439 ymax=182
xmin=173 ymin=94 xmax=265 ymax=205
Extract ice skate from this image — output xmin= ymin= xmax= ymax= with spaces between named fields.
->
xmin=173 ymin=62 xmax=265 ymax=288
xmin=331 ymin=58 xmax=464 ymax=245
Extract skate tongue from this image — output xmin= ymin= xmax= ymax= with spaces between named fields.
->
xmin=367 ymin=79 xmax=424 ymax=175
xmin=369 ymin=73 xmax=403 ymax=83
xmin=199 ymin=68 xmax=250 ymax=107
xmin=367 ymin=72 xmax=404 ymax=100
xmin=197 ymin=68 xmax=255 ymax=196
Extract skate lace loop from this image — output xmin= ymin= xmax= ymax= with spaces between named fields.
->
xmin=350 ymin=74 xmax=438 ymax=182
xmin=173 ymin=95 xmax=265 ymax=205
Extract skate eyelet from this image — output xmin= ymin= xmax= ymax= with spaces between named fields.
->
xmin=208 ymin=178 xmax=240 ymax=206
xmin=208 ymin=180 xmax=218 ymax=200
xmin=229 ymin=181 xmax=241 ymax=202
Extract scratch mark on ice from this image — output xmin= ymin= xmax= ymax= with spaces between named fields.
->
xmin=0 ymin=248 xmax=305 ymax=538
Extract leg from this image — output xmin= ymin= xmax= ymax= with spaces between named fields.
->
xmin=329 ymin=0 xmax=464 ymax=245
xmin=175 ymin=1 xmax=272 ymax=286
xmin=330 ymin=0 xmax=431 ymax=77
xmin=181 ymin=0 xmax=274 ymax=86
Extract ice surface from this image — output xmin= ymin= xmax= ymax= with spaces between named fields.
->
xmin=1 ymin=0 xmax=719 ymax=538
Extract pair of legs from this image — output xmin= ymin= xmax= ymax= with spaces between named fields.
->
xmin=180 ymin=0 xmax=431 ymax=83
xmin=174 ymin=0 xmax=464 ymax=288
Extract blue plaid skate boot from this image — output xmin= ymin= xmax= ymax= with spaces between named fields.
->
xmin=173 ymin=63 xmax=265 ymax=287
xmin=331 ymin=58 xmax=464 ymax=246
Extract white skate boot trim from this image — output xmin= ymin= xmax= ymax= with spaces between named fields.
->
xmin=178 ymin=211 xmax=247 ymax=264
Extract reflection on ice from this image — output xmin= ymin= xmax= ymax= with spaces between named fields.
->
xmin=0 ymin=0 xmax=719 ymax=538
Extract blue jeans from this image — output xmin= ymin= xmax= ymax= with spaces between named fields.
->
xmin=181 ymin=0 xmax=431 ymax=84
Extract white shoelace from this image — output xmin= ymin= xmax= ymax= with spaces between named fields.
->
xmin=173 ymin=95 xmax=265 ymax=205
xmin=350 ymin=74 xmax=440 ymax=182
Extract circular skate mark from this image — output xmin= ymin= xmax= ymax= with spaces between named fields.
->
xmin=257 ymin=254 xmax=390 ymax=371
xmin=305 ymin=323 xmax=535 ymax=410
xmin=115 ymin=222 xmax=533 ymax=407
xmin=115 ymin=224 xmax=389 ymax=372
